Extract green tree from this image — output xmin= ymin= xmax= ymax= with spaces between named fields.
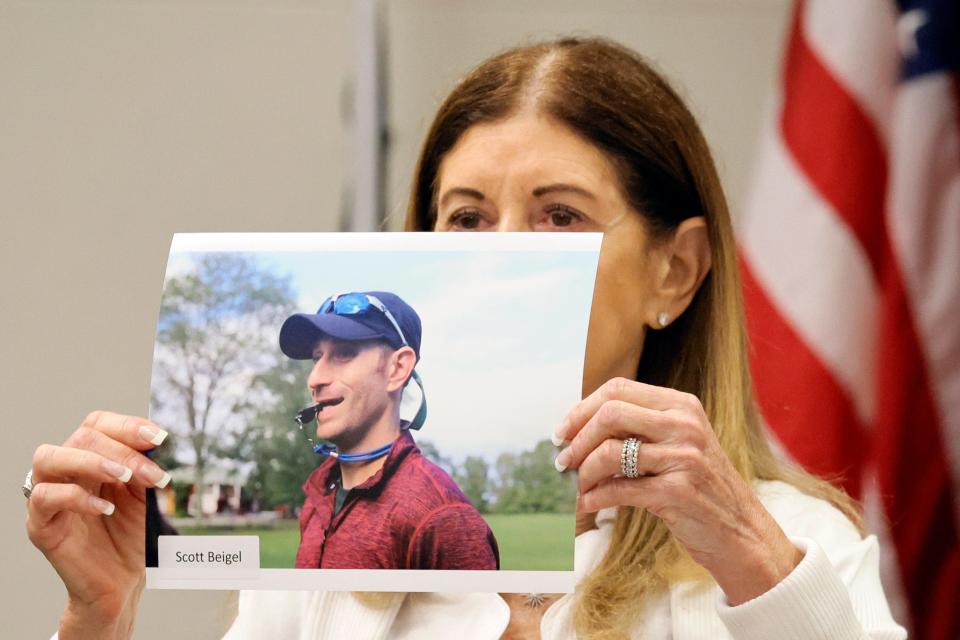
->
xmin=243 ymin=358 xmax=323 ymax=513
xmin=151 ymin=253 xmax=296 ymax=520
xmin=493 ymin=451 xmax=519 ymax=512
xmin=491 ymin=440 xmax=576 ymax=514
xmin=455 ymin=456 xmax=491 ymax=513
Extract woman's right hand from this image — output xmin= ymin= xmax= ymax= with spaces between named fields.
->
xmin=25 ymin=411 xmax=171 ymax=640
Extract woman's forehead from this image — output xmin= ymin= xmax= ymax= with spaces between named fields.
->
xmin=436 ymin=114 xmax=623 ymax=197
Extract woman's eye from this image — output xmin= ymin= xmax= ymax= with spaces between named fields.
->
xmin=447 ymin=209 xmax=484 ymax=230
xmin=544 ymin=205 xmax=584 ymax=229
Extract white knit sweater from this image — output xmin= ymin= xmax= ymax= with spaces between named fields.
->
xmin=222 ymin=480 xmax=907 ymax=639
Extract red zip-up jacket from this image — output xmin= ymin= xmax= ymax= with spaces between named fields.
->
xmin=295 ymin=430 xmax=500 ymax=570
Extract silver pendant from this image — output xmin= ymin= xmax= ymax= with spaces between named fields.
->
xmin=524 ymin=593 xmax=547 ymax=608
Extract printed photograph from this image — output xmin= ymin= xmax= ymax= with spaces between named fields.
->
xmin=146 ymin=233 xmax=599 ymax=590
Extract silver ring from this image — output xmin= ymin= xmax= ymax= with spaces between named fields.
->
xmin=22 ymin=469 xmax=34 ymax=500
xmin=620 ymin=438 xmax=641 ymax=478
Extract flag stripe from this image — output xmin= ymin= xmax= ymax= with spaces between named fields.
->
xmin=740 ymin=256 xmax=866 ymax=497
xmin=873 ymin=264 xmax=960 ymax=638
xmin=740 ymin=124 xmax=878 ymax=426
xmin=886 ymin=74 xmax=960 ymax=517
xmin=882 ymin=67 xmax=960 ymax=640
xmin=782 ymin=2 xmax=889 ymax=279
xmin=802 ymin=0 xmax=898 ymax=139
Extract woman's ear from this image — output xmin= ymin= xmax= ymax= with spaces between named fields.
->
xmin=386 ymin=346 xmax=418 ymax=392
xmin=648 ymin=216 xmax=711 ymax=328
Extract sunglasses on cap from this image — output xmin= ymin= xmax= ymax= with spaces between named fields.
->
xmin=318 ymin=292 xmax=409 ymax=348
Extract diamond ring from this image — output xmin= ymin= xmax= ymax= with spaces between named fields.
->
xmin=22 ymin=469 xmax=34 ymax=500
xmin=620 ymin=438 xmax=641 ymax=478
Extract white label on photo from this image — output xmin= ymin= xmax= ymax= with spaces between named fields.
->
xmin=157 ymin=535 xmax=259 ymax=580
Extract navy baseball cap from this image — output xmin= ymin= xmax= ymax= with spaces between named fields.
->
xmin=279 ymin=291 xmax=422 ymax=361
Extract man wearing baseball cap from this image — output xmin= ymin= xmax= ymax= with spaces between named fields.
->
xmin=279 ymin=290 xmax=499 ymax=570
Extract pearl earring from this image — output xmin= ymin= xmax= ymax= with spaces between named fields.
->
xmin=657 ymin=312 xmax=670 ymax=328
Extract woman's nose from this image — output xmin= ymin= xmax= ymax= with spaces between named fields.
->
xmin=495 ymin=210 xmax=533 ymax=232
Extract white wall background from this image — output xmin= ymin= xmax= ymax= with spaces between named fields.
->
xmin=0 ymin=1 xmax=790 ymax=637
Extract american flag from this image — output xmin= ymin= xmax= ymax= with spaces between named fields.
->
xmin=737 ymin=0 xmax=959 ymax=637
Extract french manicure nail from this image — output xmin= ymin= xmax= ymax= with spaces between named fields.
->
xmin=139 ymin=462 xmax=171 ymax=489
xmin=139 ymin=425 xmax=168 ymax=446
xmin=552 ymin=414 xmax=572 ymax=446
xmin=554 ymin=451 xmax=569 ymax=473
xmin=90 ymin=495 xmax=115 ymax=516
xmin=101 ymin=459 xmax=133 ymax=483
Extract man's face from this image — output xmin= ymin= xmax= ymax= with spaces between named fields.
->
xmin=307 ymin=337 xmax=394 ymax=450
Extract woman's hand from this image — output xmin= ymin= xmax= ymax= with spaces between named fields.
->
xmin=553 ymin=378 xmax=802 ymax=605
xmin=25 ymin=411 xmax=171 ymax=639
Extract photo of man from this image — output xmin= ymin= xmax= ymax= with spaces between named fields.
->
xmin=278 ymin=290 xmax=500 ymax=570
xmin=146 ymin=236 xmax=598 ymax=592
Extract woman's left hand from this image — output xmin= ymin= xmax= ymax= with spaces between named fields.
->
xmin=553 ymin=377 xmax=803 ymax=605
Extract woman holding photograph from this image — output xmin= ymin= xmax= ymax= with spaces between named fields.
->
xmin=26 ymin=37 xmax=905 ymax=639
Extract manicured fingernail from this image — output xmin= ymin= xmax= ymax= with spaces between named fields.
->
xmin=101 ymin=459 xmax=133 ymax=483
xmin=551 ymin=433 xmax=568 ymax=447
xmin=139 ymin=462 xmax=171 ymax=488
xmin=139 ymin=425 xmax=168 ymax=446
xmin=90 ymin=495 xmax=115 ymax=516
xmin=554 ymin=450 xmax=570 ymax=472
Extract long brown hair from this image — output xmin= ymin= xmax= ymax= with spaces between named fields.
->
xmin=404 ymin=37 xmax=860 ymax=639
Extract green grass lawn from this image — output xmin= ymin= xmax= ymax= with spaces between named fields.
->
xmin=178 ymin=512 xmax=574 ymax=570
xmin=485 ymin=512 xmax=574 ymax=571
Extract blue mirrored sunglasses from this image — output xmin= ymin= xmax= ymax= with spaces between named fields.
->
xmin=317 ymin=292 xmax=409 ymax=348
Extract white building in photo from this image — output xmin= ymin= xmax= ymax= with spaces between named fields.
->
xmin=166 ymin=459 xmax=256 ymax=517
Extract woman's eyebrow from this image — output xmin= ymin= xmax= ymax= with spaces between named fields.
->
xmin=439 ymin=186 xmax=485 ymax=207
xmin=532 ymin=183 xmax=597 ymax=200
